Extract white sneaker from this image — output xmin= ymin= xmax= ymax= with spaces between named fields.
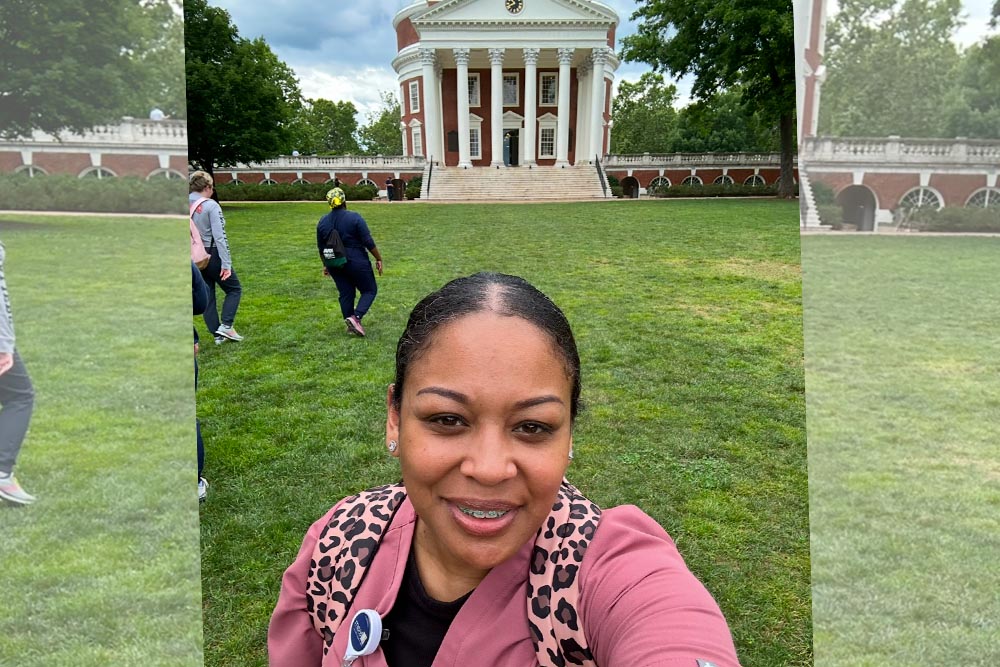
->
xmin=0 ymin=472 xmax=36 ymax=505
xmin=215 ymin=325 xmax=244 ymax=341
xmin=198 ymin=477 xmax=209 ymax=502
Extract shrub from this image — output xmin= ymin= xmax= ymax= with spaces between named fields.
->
xmin=650 ymin=183 xmax=783 ymax=198
xmin=611 ymin=185 xmax=624 ymax=198
xmin=0 ymin=173 xmax=186 ymax=214
xmin=215 ymin=181 xmax=377 ymax=203
xmin=811 ymin=180 xmax=837 ymax=205
xmin=817 ymin=204 xmax=844 ymax=230
xmin=908 ymin=206 xmax=1000 ymax=233
xmin=406 ymin=177 xmax=422 ymax=200
xmin=606 ymin=174 xmax=620 ymax=187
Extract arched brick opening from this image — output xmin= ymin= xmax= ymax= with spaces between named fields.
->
xmin=621 ymin=176 xmax=639 ymax=199
xmin=836 ymin=185 xmax=878 ymax=232
xmin=390 ymin=178 xmax=406 ymax=201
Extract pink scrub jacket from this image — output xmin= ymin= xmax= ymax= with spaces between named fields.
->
xmin=269 ymin=497 xmax=741 ymax=667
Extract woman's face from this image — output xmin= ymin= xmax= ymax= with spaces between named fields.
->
xmin=387 ymin=311 xmax=573 ymax=581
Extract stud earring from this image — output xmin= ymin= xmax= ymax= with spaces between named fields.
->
xmin=388 ymin=440 xmax=398 ymax=453
xmin=568 ymin=448 xmax=574 ymax=461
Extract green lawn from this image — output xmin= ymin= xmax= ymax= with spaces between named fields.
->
xmin=197 ymin=199 xmax=809 ymax=666
xmin=0 ymin=215 xmax=204 ymax=666
xmin=802 ymin=235 xmax=1000 ymax=666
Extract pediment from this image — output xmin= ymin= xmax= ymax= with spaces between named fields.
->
xmin=503 ymin=110 xmax=525 ymax=121
xmin=412 ymin=0 xmax=617 ymax=26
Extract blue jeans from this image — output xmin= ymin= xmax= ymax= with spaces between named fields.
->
xmin=330 ymin=257 xmax=377 ymax=320
xmin=200 ymin=247 xmax=242 ymax=335
xmin=0 ymin=351 xmax=34 ymax=475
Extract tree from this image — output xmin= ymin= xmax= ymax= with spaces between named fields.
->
xmin=610 ymin=73 xmax=678 ymax=154
xmin=671 ymin=89 xmax=781 ymax=153
xmin=0 ymin=1 xmax=152 ymax=138
xmin=184 ymin=0 xmax=303 ymax=176
xmin=621 ymin=0 xmax=798 ymax=197
xmin=124 ymin=0 xmax=187 ymax=119
xmin=818 ymin=0 xmax=963 ymax=138
xmin=289 ymin=99 xmax=360 ymax=155
xmin=357 ymin=91 xmax=402 ymax=156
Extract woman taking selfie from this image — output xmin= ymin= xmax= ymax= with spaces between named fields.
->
xmin=269 ymin=272 xmax=739 ymax=667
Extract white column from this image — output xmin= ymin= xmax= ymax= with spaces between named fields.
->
xmin=522 ymin=48 xmax=540 ymax=167
xmin=435 ymin=63 xmax=446 ymax=163
xmin=454 ymin=48 xmax=472 ymax=169
xmin=419 ymin=48 xmax=439 ymax=164
xmin=590 ymin=47 xmax=609 ymax=163
xmin=488 ymin=48 xmax=506 ymax=168
xmin=575 ymin=60 xmax=591 ymax=165
xmin=556 ymin=47 xmax=574 ymax=167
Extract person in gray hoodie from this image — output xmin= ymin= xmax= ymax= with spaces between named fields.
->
xmin=0 ymin=241 xmax=36 ymax=505
xmin=189 ymin=170 xmax=244 ymax=344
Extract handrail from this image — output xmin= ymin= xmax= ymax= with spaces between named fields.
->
xmin=426 ymin=156 xmax=434 ymax=198
xmin=594 ymin=155 xmax=608 ymax=198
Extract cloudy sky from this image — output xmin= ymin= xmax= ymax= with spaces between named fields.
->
xmin=211 ymin=0 xmax=997 ymax=121
xmin=210 ymin=0 xmax=664 ymax=119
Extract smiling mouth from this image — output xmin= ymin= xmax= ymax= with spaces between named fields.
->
xmin=457 ymin=506 xmax=510 ymax=519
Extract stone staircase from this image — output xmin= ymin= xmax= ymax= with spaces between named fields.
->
xmin=798 ymin=169 xmax=824 ymax=228
xmin=421 ymin=165 xmax=609 ymax=201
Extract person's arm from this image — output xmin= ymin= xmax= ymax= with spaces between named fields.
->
xmin=0 ymin=244 xmax=17 ymax=373
xmin=581 ymin=506 xmax=741 ymax=667
xmin=192 ymin=262 xmax=209 ymax=316
xmin=269 ymin=502 xmax=345 ymax=667
xmin=354 ymin=215 xmax=383 ymax=275
xmin=206 ymin=200 xmax=233 ymax=273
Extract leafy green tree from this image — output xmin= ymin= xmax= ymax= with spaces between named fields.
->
xmin=289 ymin=99 xmax=360 ymax=155
xmin=184 ymin=0 xmax=303 ymax=176
xmin=610 ymin=73 xmax=678 ymax=154
xmin=671 ymin=89 xmax=781 ymax=153
xmin=621 ymin=0 xmax=797 ymax=197
xmin=818 ymin=0 xmax=963 ymax=137
xmin=0 ymin=1 xmax=149 ymax=137
xmin=357 ymin=91 xmax=402 ymax=156
xmin=942 ymin=39 xmax=1000 ymax=139
xmin=124 ymin=0 xmax=187 ymax=119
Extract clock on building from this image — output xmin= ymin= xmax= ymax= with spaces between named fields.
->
xmin=505 ymin=0 xmax=524 ymax=14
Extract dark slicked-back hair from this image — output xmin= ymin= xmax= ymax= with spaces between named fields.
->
xmin=393 ymin=272 xmax=581 ymax=422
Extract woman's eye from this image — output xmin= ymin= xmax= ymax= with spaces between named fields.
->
xmin=515 ymin=422 xmax=552 ymax=436
xmin=430 ymin=415 xmax=464 ymax=427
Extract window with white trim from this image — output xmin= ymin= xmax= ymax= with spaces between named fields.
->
xmin=681 ymin=175 xmax=703 ymax=186
xmin=539 ymin=128 xmax=555 ymax=158
xmin=468 ymin=73 xmax=481 ymax=107
xmin=409 ymin=80 xmax=420 ymax=114
xmin=469 ymin=128 xmax=482 ymax=159
xmin=502 ymin=73 xmax=519 ymax=106
xmin=540 ymin=73 xmax=558 ymax=106
xmin=713 ymin=175 xmax=734 ymax=185
xmin=14 ymin=165 xmax=47 ymax=177
xmin=744 ymin=174 xmax=765 ymax=186
xmin=650 ymin=176 xmax=670 ymax=190
xmin=965 ymin=187 xmax=1000 ymax=208
xmin=412 ymin=127 xmax=424 ymax=157
xmin=80 ymin=167 xmax=116 ymax=179
xmin=260 ymin=178 xmax=277 ymax=185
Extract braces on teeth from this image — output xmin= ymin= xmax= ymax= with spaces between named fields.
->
xmin=459 ymin=507 xmax=508 ymax=519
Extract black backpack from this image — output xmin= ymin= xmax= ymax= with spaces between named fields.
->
xmin=320 ymin=220 xmax=347 ymax=269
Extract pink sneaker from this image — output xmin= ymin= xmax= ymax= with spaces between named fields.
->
xmin=0 ymin=473 xmax=36 ymax=505
xmin=345 ymin=316 xmax=366 ymax=337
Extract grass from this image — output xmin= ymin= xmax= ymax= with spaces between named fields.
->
xmin=0 ymin=215 xmax=204 ymax=665
xmin=196 ymin=199 xmax=809 ymax=666
xmin=802 ymin=235 xmax=1000 ymax=666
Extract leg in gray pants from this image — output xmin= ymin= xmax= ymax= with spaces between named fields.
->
xmin=0 ymin=350 xmax=34 ymax=475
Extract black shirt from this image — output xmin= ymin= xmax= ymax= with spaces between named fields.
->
xmin=381 ymin=553 xmax=473 ymax=667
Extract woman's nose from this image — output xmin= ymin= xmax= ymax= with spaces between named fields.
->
xmin=459 ymin=428 xmax=517 ymax=485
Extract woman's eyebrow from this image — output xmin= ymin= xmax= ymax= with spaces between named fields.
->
xmin=415 ymin=386 xmax=469 ymax=403
xmin=415 ymin=388 xmax=564 ymax=410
